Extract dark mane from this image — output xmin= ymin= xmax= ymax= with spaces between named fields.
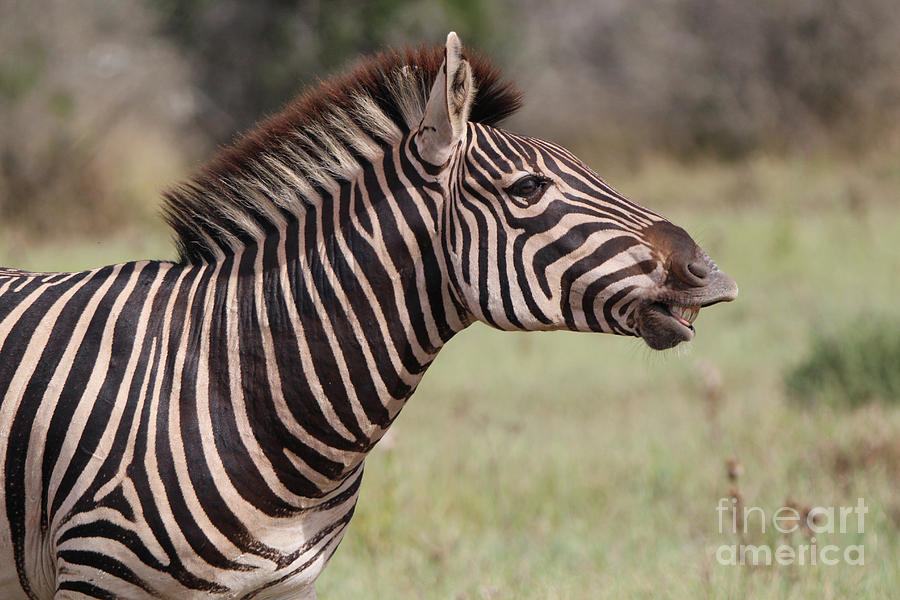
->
xmin=163 ymin=44 xmax=522 ymax=264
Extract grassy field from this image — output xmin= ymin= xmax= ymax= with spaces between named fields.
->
xmin=2 ymin=155 xmax=899 ymax=598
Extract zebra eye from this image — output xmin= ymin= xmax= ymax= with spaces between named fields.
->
xmin=505 ymin=175 xmax=550 ymax=202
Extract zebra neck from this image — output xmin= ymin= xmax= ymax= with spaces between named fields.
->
xmin=206 ymin=158 xmax=470 ymax=498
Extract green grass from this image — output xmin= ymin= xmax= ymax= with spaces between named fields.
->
xmin=787 ymin=315 xmax=900 ymax=408
xmin=2 ymin=155 xmax=899 ymax=598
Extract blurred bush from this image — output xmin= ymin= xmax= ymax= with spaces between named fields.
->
xmin=518 ymin=0 xmax=900 ymax=159
xmin=786 ymin=316 xmax=900 ymax=408
xmin=142 ymin=0 xmax=900 ymax=158
xmin=0 ymin=0 xmax=199 ymax=242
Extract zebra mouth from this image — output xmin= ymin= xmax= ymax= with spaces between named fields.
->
xmin=635 ymin=267 xmax=738 ymax=350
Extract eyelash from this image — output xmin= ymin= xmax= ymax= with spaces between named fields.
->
xmin=505 ymin=175 xmax=552 ymax=203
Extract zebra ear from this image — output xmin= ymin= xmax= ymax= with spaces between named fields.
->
xmin=415 ymin=32 xmax=476 ymax=167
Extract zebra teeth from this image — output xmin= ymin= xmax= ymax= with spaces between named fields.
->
xmin=669 ymin=304 xmax=700 ymax=327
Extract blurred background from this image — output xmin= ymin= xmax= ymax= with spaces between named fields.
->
xmin=1 ymin=0 xmax=898 ymax=597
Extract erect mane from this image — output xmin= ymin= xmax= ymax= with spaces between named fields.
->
xmin=163 ymin=44 xmax=522 ymax=264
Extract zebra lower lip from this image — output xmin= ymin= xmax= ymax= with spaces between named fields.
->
xmin=636 ymin=301 xmax=697 ymax=350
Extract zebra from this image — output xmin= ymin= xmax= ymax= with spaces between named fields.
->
xmin=0 ymin=33 xmax=737 ymax=599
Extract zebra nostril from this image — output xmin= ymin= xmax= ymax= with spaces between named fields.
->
xmin=687 ymin=261 xmax=710 ymax=280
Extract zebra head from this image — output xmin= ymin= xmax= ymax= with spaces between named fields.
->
xmin=416 ymin=34 xmax=737 ymax=349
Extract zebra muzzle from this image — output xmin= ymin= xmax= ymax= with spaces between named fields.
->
xmin=636 ymin=269 xmax=737 ymax=350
